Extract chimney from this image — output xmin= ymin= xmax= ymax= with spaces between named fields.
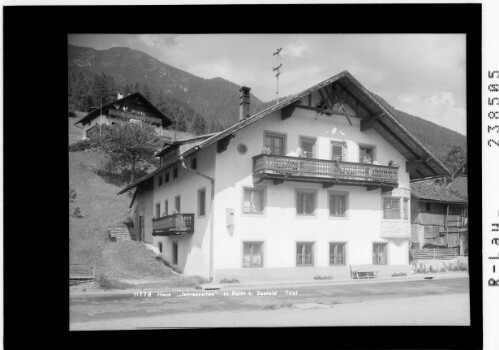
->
xmin=239 ymin=86 xmax=251 ymax=121
xmin=117 ymin=92 xmax=124 ymax=100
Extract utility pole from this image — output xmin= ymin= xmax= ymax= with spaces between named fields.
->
xmin=273 ymin=47 xmax=283 ymax=104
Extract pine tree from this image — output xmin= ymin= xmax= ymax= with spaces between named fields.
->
xmin=192 ymin=115 xmax=206 ymax=135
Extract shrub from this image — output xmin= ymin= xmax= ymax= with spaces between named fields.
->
xmin=69 ymin=139 xmax=95 ymax=152
xmin=95 ymin=274 xmax=134 ymax=290
xmin=69 ymin=185 xmax=77 ymax=203
xmin=72 ymin=207 xmax=84 ymax=218
xmin=391 ymin=272 xmax=407 ymax=277
xmin=313 ymin=275 xmax=333 ymax=280
xmin=264 ymin=302 xmax=293 ymax=310
xmin=220 ymin=278 xmax=239 ymax=283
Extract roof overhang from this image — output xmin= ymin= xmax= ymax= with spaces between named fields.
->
xmin=75 ymin=92 xmax=172 ymax=127
xmin=118 ymin=70 xmax=451 ymax=195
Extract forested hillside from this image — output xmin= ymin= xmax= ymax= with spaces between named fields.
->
xmin=68 ymin=44 xmax=466 ymax=170
xmin=372 ymin=94 xmax=467 ymax=171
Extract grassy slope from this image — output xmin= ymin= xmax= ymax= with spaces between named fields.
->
xmin=69 ymin=150 xmax=205 ymax=289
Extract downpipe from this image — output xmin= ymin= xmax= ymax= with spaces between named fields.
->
xmin=179 ymin=154 xmax=215 ymax=282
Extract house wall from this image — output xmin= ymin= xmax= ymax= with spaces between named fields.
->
xmin=210 ymin=98 xmax=411 ymax=281
xmin=81 ymin=114 xmax=166 ymax=139
xmin=133 ymin=186 xmax=154 ymax=244
xmin=151 ymin=145 xmax=216 ymax=278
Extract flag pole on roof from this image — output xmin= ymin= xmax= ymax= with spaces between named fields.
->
xmin=273 ymin=47 xmax=283 ymax=104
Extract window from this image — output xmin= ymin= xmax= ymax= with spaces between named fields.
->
xmin=425 ymin=202 xmax=431 ymax=212
xmin=172 ymin=242 xmax=178 ymax=265
xmin=198 ymin=188 xmax=206 ymax=216
xmin=300 ymin=137 xmax=316 ymax=158
xmin=175 ymin=195 xmax=181 ymax=213
xmin=359 ymin=145 xmax=375 ymax=163
xmin=173 ymin=166 xmax=178 ymax=179
xmin=191 ymin=157 xmax=197 ymax=170
xmin=264 ymin=132 xmax=286 ymax=155
xmin=158 ymin=242 xmax=163 ymax=253
xmin=158 ymin=174 xmax=163 ymax=186
xmin=373 ymin=243 xmax=388 ymax=265
xmin=329 ymin=192 xmax=347 ymax=217
xmin=331 ymin=141 xmax=346 ymax=161
xmin=329 ymin=243 xmax=346 ymax=265
xmin=243 ymin=242 xmax=263 ymax=268
xmin=296 ymin=190 xmax=316 ymax=215
xmin=243 ymin=188 xmax=265 ymax=214
xmin=155 ymin=203 xmax=161 ymax=218
xmin=165 ymin=172 xmax=170 ymax=183
xmin=383 ymin=197 xmax=401 ymax=219
xmin=296 ymin=242 xmax=314 ymax=266
xmin=164 ymin=200 xmax=169 ymax=216
xmin=403 ymin=198 xmax=409 ymax=219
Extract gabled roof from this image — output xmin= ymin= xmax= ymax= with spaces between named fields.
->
xmin=447 ymin=175 xmax=468 ymax=201
xmin=454 ymin=162 xmax=467 ymax=176
xmin=75 ymin=92 xmax=172 ymax=127
xmin=411 ymin=177 xmax=467 ymax=203
xmin=118 ymin=70 xmax=451 ymax=195
xmin=155 ymin=133 xmax=217 ymax=157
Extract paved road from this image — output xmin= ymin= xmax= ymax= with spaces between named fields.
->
xmin=70 ymin=277 xmax=469 ymax=330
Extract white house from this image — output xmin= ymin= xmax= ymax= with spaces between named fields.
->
xmin=74 ymin=92 xmax=172 ymax=139
xmin=119 ymin=70 xmax=450 ymax=282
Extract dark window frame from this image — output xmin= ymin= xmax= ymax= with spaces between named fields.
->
xmin=358 ymin=144 xmax=376 ymax=164
xmin=328 ymin=191 xmax=348 ymax=217
xmin=155 ymin=202 xmax=161 ymax=218
xmin=172 ymin=242 xmax=178 ymax=265
xmin=299 ymin=136 xmax=317 ymax=159
xmin=264 ymin=131 xmax=287 ymax=156
xmin=329 ymin=242 xmax=347 ymax=265
xmin=296 ymin=190 xmax=317 ymax=216
xmin=242 ymin=187 xmax=266 ymax=215
xmin=198 ymin=188 xmax=206 ymax=217
xmin=331 ymin=141 xmax=347 ymax=162
xmin=175 ymin=195 xmax=181 ymax=213
xmin=242 ymin=242 xmax=264 ymax=268
xmin=383 ymin=197 xmax=401 ymax=219
xmin=373 ymin=242 xmax=388 ymax=265
xmin=296 ymin=242 xmax=315 ymax=266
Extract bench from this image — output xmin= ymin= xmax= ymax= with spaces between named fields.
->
xmin=70 ymin=264 xmax=95 ymax=283
xmin=349 ymin=265 xmax=378 ymax=279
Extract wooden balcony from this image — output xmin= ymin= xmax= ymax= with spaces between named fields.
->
xmin=253 ymin=154 xmax=398 ymax=189
xmin=412 ymin=212 xmax=467 ymax=228
xmin=108 ymin=109 xmax=161 ymax=125
xmin=152 ymin=214 xmax=195 ymax=236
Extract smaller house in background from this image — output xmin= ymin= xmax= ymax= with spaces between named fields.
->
xmin=410 ymin=162 xmax=468 ymax=258
xmin=74 ymin=92 xmax=172 ymax=140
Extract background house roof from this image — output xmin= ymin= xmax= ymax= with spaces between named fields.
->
xmin=75 ymin=92 xmax=172 ymax=127
xmin=118 ymin=70 xmax=451 ymax=195
xmin=411 ymin=177 xmax=468 ymax=203
xmin=447 ymin=175 xmax=468 ymax=201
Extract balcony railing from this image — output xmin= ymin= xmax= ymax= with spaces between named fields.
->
xmin=152 ymin=213 xmax=195 ymax=236
xmin=108 ymin=109 xmax=161 ymax=125
xmin=412 ymin=212 xmax=467 ymax=228
xmin=253 ymin=154 xmax=398 ymax=187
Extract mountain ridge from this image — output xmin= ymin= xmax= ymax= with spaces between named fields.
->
xmin=67 ymin=44 xmax=466 ymax=166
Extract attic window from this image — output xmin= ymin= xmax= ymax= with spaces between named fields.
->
xmin=191 ymin=157 xmax=198 ymax=170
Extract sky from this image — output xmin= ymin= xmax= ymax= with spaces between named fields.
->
xmin=68 ymin=34 xmax=467 ymax=135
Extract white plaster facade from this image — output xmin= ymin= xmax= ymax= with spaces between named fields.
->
xmin=133 ymin=88 xmax=414 ymax=282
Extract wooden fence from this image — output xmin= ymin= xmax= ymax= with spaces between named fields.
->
xmin=413 ymin=247 xmax=459 ymax=260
